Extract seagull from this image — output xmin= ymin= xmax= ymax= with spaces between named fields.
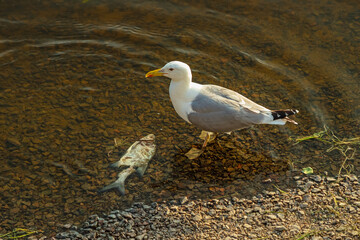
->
xmin=146 ymin=61 xmax=298 ymax=148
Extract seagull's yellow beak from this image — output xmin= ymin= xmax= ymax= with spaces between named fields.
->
xmin=145 ymin=68 xmax=164 ymax=78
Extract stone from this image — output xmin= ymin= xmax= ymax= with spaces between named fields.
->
xmin=348 ymin=174 xmax=358 ymax=182
xmin=136 ymin=233 xmax=146 ymax=240
xmin=310 ymin=175 xmax=322 ymax=183
xmin=311 ymin=237 xmax=323 ymax=240
xmin=245 ymin=208 xmax=253 ymax=214
xmin=62 ymin=223 xmax=72 ymax=229
xmin=193 ymin=214 xmax=202 ymax=221
xmin=266 ymin=214 xmax=278 ymax=220
xmin=303 ymin=181 xmax=314 ymax=191
xmin=244 ymin=224 xmax=252 ymax=229
xmin=274 ymin=225 xmax=286 ymax=231
xmin=303 ymin=195 xmax=312 ymax=202
xmin=127 ymin=232 xmax=137 ymax=238
xmin=6 ymin=137 xmax=21 ymax=146
xmin=326 ymin=177 xmax=336 ymax=182
xmin=298 ymin=210 xmax=305 ymax=215
xmin=290 ymin=224 xmax=301 ymax=232
xmin=300 ymin=203 xmax=309 ymax=209
xmin=122 ymin=212 xmax=133 ymax=219
xmin=338 ymin=202 xmax=346 ymax=207
xmin=179 ymin=196 xmax=188 ymax=205
xmin=253 ymin=206 xmax=262 ymax=212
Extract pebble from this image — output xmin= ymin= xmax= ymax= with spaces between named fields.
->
xmin=303 ymin=181 xmax=314 ymax=191
xmin=347 ymin=174 xmax=358 ymax=182
xmin=6 ymin=137 xmax=21 ymax=146
xmin=326 ymin=177 xmax=336 ymax=182
xmin=179 ymin=196 xmax=188 ymax=205
xmin=311 ymin=237 xmax=323 ymax=240
xmin=253 ymin=206 xmax=262 ymax=212
xmin=310 ymin=175 xmax=322 ymax=183
xmin=311 ymin=188 xmax=321 ymax=193
xmin=266 ymin=214 xmax=277 ymax=220
xmin=193 ymin=214 xmax=202 ymax=221
xmin=244 ymin=224 xmax=252 ymax=229
xmin=290 ymin=224 xmax=301 ymax=232
xmin=274 ymin=225 xmax=286 ymax=231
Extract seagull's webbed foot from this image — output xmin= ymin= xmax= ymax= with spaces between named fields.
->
xmin=201 ymin=132 xmax=211 ymax=149
xmin=201 ymin=131 xmax=218 ymax=150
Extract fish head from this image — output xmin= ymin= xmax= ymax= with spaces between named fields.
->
xmin=141 ymin=134 xmax=155 ymax=141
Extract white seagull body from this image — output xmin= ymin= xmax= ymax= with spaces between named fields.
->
xmin=146 ymin=61 xmax=298 ymax=145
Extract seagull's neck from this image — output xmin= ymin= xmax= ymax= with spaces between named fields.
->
xmin=168 ymin=75 xmax=202 ymax=123
xmin=169 ymin=75 xmax=192 ymax=100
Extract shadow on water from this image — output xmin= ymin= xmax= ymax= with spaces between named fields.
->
xmin=0 ymin=0 xmax=359 ymax=236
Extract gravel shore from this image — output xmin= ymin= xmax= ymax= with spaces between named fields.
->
xmin=53 ymin=174 xmax=360 ymax=240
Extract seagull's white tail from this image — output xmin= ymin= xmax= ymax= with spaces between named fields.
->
xmin=265 ymin=109 xmax=299 ymax=125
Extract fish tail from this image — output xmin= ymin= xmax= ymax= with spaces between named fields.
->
xmin=136 ymin=164 xmax=148 ymax=177
xmin=109 ymin=162 xmax=120 ymax=168
xmin=98 ymin=167 xmax=136 ymax=196
xmin=98 ymin=180 xmax=126 ymax=195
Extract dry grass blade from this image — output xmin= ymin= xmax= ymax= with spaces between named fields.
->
xmin=294 ymin=126 xmax=359 ymax=176
xmin=0 ymin=228 xmax=43 ymax=239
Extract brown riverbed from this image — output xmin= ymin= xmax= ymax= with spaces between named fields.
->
xmin=0 ymin=0 xmax=359 ymax=236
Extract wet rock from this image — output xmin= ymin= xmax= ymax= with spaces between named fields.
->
xmin=311 ymin=237 xmax=323 ymax=240
xmin=326 ymin=177 xmax=336 ymax=182
xmin=310 ymin=175 xmax=322 ymax=183
xmin=347 ymin=174 xmax=358 ymax=182
xmin=136 ymin=233 xmax=146 ymax=240
xmin=303 ymin=181 xmax=314 ymax=191
xmin=266 ymin=214 xmax=278 ymax=220
xmin=300 ymin=203 xmax=309 ymax=209
xmin=193 ymin=214 xmax=202 ymax=221
xmin=289 ymin=224 xmax=301 ymax=233
xmin=122 ymin=212 xmax=133 ymax=219
xmin=244 ymin=224 xmax=252 ymax=229
xmin=179 ymin=196 xmax=188 ymax=205
xmin=253 ymin=206 xmax=262 ymax=212
xmin=303 ymin=194 xmax=312 ymax=202
xmin=6 ymin=137 xmax=21 ymax=147
xmin=311 ymin=188 xmax=321 ymax=193
xmin=274 ymin=225 xmax=286 ymax=232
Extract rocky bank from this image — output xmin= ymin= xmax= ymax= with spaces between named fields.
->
xmin=49 ymin=173 xmax=360 ymax=240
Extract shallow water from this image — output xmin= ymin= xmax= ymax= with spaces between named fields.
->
xmin=0 ymin=0 xmax=359 ymax=235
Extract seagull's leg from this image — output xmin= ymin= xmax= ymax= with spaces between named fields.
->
xmin=201 ymin=132 xmax=211 ymax=149
xmin=214 ymin=133 xmax=223 ymax=149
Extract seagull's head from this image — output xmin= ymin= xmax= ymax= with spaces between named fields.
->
xmin=145 ymin=61 xmax=192 ymax=82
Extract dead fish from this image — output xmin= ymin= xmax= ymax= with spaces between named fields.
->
xmin=98 ymin=134 xmax=156 ymax=195
xmin=109 ymin=134 xmax=156 ymax=176
xmin=98 ymin=167 xmax=136 ymax=195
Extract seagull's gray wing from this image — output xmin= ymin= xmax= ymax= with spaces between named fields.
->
xmin=187 ymin=85 xmax=271 ymax=132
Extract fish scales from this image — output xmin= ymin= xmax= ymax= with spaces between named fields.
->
xmin=99 ymin=134 xmax=156 ymax=195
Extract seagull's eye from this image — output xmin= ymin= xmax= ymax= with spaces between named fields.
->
xmin=169 ymin=68 xmax=174 ymax=71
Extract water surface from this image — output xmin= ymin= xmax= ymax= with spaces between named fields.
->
xmin=0 ymin=0 xmax=359 ymax=235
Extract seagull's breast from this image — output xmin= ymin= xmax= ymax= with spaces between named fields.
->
xmin=169 ymin=82 xmax=203 ymax=123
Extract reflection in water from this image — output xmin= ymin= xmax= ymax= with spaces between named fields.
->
xmin=0 ymin=0 xmax=359 ymax=236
